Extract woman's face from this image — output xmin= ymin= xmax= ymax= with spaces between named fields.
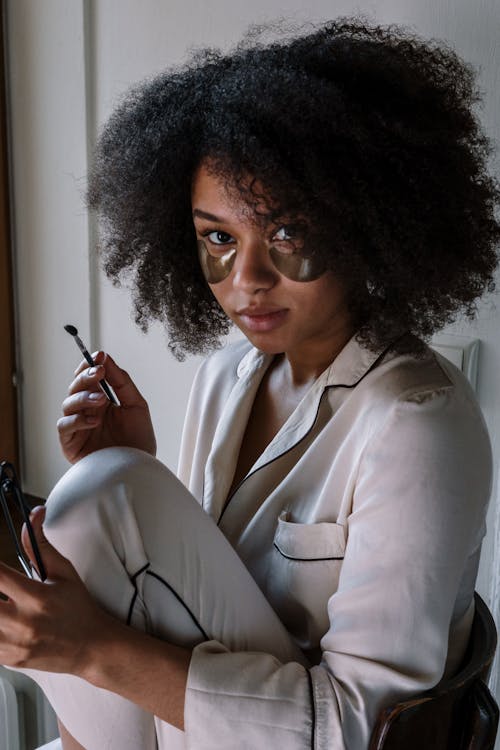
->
xmin=191 ymin=162 xmax=354 ymax=359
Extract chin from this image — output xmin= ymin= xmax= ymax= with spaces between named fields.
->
xmin=242 ymin=332 xmax=288 ymax=354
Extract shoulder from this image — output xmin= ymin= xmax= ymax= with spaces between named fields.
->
xmin=196 ymin=337 xmax=254 ymax=382
xmin=338 ymin=337 xmax=491 ymax=462
xmin=186 ymin=338 xmax=258 ymax=417
xmin=358 ymin=341 xmax=491 ymax=468
xmin=192 ymin=338 xmax=255 ymax=397
xmin=359 ymin=339 xmax=478 ymax=414
xmin=179 ymin=339 xmax=256 ymax=484
xmin=349 ymin=343 xmax=492 ymax=534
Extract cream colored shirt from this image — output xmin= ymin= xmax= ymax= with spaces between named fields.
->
xmin=178 ymin=333 xmax=492 ymax=749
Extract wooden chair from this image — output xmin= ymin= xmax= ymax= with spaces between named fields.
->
xmin=369 ymin=593 xmax=499 ymax=750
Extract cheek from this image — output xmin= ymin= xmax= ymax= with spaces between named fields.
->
xmin=286 ymin=277 xmax=348 ymax=315
xmin=315 ymin=274 xmax=349 ymax=303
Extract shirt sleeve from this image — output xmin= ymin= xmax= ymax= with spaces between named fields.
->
xmin=183 ymin=385 xmax=492 ymax=750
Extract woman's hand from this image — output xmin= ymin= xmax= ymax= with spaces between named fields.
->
xmin=0 ymin=508 xmax=190 ymax=729
xmin=57 ymin=352 xmax=157 ymax=463
xmin=0 ymin=507 xmax=115 ymax=675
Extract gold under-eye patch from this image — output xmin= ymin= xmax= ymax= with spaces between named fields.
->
xmin=269 ymin=246 xmax=326 ymax=282
xmin=197 ymin=240 xmax=325 ymax=283
xmin=197 ymin=240 xmax=237 ymax=283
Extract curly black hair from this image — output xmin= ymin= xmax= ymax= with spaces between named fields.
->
xmin=87 ymin=17 xmax=500 ymax=359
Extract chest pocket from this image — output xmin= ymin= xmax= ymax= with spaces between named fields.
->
xmin=266 ymin=511 xmax=346 ymax=651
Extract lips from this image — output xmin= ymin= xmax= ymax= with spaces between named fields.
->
xmin=236 ymin=306 xmax=289 ymax=332
xmin=236 ymin=306 xmax=285 ymax=316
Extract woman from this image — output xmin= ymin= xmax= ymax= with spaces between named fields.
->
xmin=1 ymin=18 xmax=499 ymax=750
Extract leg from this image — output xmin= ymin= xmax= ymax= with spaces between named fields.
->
xmin=16 ymin=447 xmax=303 ymax=749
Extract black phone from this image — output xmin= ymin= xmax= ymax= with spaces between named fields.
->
xmin=0 ymin=461 xmax=47 ymax=581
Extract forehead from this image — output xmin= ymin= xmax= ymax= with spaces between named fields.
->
xmin=191 ymin=161 xmax=277 ymax=223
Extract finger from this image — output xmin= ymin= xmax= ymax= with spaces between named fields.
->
xmin=98 ymin=353 xmax=146 ymax=407
xmin=73 ymin=350 xmax=106 ymax=376
xmin=0 ymin=560 xmax=41 ymax=600
xmin=68 ymin=363 xmax=107 ymax=396
xmin=20 ymin=506 xmax=46 ymax=577
xmin=68 ymin=352 xmax=106 ymax=394
xmin=21 ymin=507 xmax=76 ymax=582
xmin=62 ymin=389 xmax=107 ymax=415
xmin=57 ymin=413 xmax=101 ymax=441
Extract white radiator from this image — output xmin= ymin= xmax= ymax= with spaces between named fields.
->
xmin=0 ymin=668 xmax=59 ymax=750
xmin=0 ymin=675 xmax=20 ymax=750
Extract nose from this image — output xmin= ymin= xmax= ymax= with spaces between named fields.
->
xmin=232 ymin=238 xmax=278 ymax=293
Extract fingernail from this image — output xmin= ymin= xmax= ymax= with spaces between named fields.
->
xmin=30 ymin=506 xmax=46 ymax=521
xmin=88 ymin=366 xmax=98 ymax=376
xmin=89 ymin=391 xmax=105 ymax=401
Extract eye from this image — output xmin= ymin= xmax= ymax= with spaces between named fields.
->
xmin=205 ymin=230 xmax=236 ymax=246
xmin=271 ymin=224 xmax=305 ymax=255
xmin=273 ymin=225 xmax=296 ymax=242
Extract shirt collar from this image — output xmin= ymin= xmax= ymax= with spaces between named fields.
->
xmin=235 ymin=331 xmax=394 ymax=389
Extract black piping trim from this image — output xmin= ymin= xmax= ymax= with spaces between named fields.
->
xmin=145 ymin=570 xmax=209 ymax=641
xmin=126 ymin=562 xmax=151 ymax=626
xmin=217 ymin=405 xmax=323 ymax=525
xmin=307 ymin=668 xmax=316 ymax=749
xmin=130 ymin=562 xmax=150 ymax=582
xmin=126 ymin=590 xmax=138 ymax=626
xmin=273 ymin=542 xmax=344 ymax=562
xmin=217 ymin=340 xmax=394 ymax=526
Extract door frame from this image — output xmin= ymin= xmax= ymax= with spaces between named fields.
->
xmin=0 ymin=0 xmax=19 ymax=470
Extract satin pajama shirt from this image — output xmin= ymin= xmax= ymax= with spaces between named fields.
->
xmin=179 ymin=332 xmax=492 ymax=749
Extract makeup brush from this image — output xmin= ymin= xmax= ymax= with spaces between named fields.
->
xmin=64 ymin=324 xmax=118 ymax=405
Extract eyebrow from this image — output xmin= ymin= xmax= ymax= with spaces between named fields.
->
xmin=192 ymin=208 xmax=229 ymax=223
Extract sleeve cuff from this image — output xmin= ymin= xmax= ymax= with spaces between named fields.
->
xmin=185 ymin=640 xmax=315 ymax=749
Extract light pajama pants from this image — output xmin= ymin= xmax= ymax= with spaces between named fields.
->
xmin=13 ymin=447 xmax=304 ymax=749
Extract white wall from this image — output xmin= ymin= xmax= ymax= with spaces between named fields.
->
xmin=5 ymin=0 xmax=500 ymax=742
xmin=6 ymin=1 xmax=91 ymax=494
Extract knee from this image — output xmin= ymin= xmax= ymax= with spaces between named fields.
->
xmin=45 ymin=446 xmax=160 ymax=532
xmin=42 ymin=447 xmax=166 ymax=577
xmin=43 ymin=447 xmax=192 ymax=575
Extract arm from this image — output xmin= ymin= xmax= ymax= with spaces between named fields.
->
xmin=0 ymin=384 xmax=491 ymax=748
xmin=182 ymin=387 xmax=492 ymax=749
xmin=0 ymin=507 xmax=190 ymax=729
xmin=81 ymin=607 xmax=190 ymax=729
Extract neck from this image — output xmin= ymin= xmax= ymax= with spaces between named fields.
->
xmin=282 ymin=324 xmax=355 ymax=387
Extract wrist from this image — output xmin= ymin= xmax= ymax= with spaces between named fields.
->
xmin=76 ymin=609 xmax=126 ymax=686
xmin=78 ymin=613 xmax=191 ymax=729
